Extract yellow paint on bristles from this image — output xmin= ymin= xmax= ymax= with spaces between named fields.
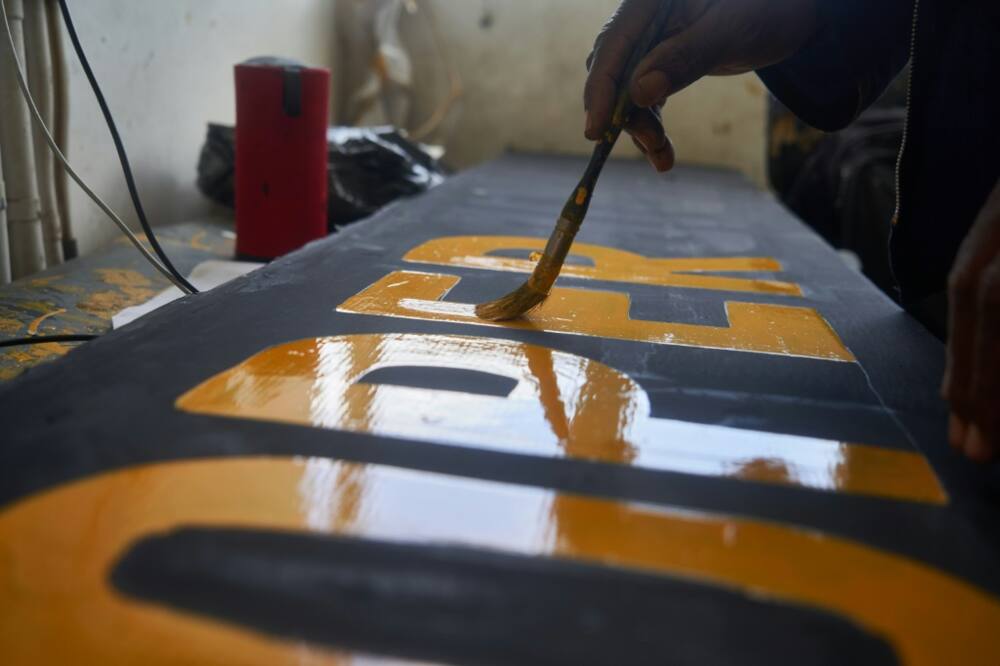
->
xmin=475 ymin=226 xmax=573 ymax=321
xmin=474 ymin=281 xmax=549 ymax=321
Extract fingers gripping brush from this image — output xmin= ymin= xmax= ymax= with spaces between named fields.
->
xmin=475 ymin=2 xmax=674 ymax=321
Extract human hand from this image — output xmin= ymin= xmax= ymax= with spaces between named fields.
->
xmin=583 ymin=0 xmax=818 ymax=171
xmin=943 ymin=178 xmax=1000 ymax=462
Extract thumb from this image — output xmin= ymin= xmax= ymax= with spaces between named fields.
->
xmin=628 ymin=18 xmax=722 ymax=108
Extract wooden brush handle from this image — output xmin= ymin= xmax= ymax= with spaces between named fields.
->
xmin=559 ymin=0 xmax=674 ymax=228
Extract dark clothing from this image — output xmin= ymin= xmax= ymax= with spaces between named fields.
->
xmin=758 ymin=0 xmax=1000 ymax=323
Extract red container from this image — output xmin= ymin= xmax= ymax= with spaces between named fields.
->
xmin=235 ymin=58 xmax=330 ymax=260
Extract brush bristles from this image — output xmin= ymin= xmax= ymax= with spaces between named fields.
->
xmin=474 ymin=282 xmax=550 ymax=321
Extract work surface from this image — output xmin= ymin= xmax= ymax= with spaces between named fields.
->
xmin=0 ymin=221 xmax=233 ymax=381
xmin=2 ymin=154 xmax=999 ymax=665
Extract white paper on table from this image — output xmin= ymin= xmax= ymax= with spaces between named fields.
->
xmin=112 ymin=259 xmax=264 ymax=329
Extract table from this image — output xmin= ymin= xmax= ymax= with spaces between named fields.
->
xmin=0 ymin=220 xmax=233 ymax=381
xmin=2 ymin=155 xmax=998 ymax=665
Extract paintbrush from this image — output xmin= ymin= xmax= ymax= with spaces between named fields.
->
xmin=475 ymin=2 xmax=674 ymax=321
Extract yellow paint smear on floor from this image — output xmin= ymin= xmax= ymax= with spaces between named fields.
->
xmin=77 ymin=269 xmax=157 ymax=318
xmin=26 ymin=309 xmax=66 ymax=335
xmin=0 ymin=317 xmax=23 ymax=334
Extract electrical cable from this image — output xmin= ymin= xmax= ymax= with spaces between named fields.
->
xmin=56 ymin=0 xmax=197 ymax=293
xmin=0 ymin=333 xmax=98 ymax=348
xmin=0 ymin=1 xmax=194 ymax=293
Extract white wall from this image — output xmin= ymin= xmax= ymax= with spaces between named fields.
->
xmin=348 ymin=0 xmax=768 ymax=186
xmin=61 ymin=0 xmax=337 ymax=255
xmin=62 ymin=0 xmax=766 ymax=258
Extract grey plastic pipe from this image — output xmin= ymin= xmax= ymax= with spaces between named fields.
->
xmin=0 ymin=0 xmax=46 ymax=278
xmin=24 ymin=0 xmax=62 ymax=266
xmin=45 ymin=0 xmax=73 ymax=259
xmin=0 ymin=143 xmax=10 ymax=284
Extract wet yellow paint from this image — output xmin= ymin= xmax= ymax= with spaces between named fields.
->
xmin=2 ymin=342 xmax=72 ymax=375
xmin=12 ymin=299 xmax=58 ymax=315
xmin=25 ymin=308 xmax=66 ymax=335
xmin=403 ymin=236 xmax=802 ymax=296
xmin=72 ymin=268 xmax=158 ymax=318
xmin=50 ymin=282 xmax=86 ymax=295
xmin=177 ymin=334 xmax=941 ymax=503
xmin=25 ymin=275 xmax=63 ymax=289
xmin=0 ymin=456 xmax=994 ymax=665
xmin=0 ymin=317 xmax=23 ymax=334
xmin=1 ymin=305 xmax=87 ymax=380
xmin=188 ymin=230 xmax=213 ymax=251
xmin=337 ymin=271 xmax=854 ymax=362
xmin=96 ymin=268 xmax=153 ymax=290
xmin=77 ymin=290 xmax=143 ymax=317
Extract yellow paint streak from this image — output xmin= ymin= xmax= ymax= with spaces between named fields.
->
xmin=74 ymin=269 xmax=156 ymax=318
xmin=338 ymin=271 xmax=854 ymax=362
xmin=96 ymin=268 xmax=152 ymax=290
xmin=50 ymin=282 xmax=86 ymax=295
xmin=0 ymin=317 xmax=23 ymax=334
xmin=1 ymin=305 xmax=66 ymax=380
xmin=114 ymin=233 xmax=204 ymax=252
xmin=4 ymin=342 xmax=71 ymax=368
xmin=189 ymin=230 xmax=213 ymax=251
xmin=26 ymin=275 xmax=62 ymax=288
xmin=26 ymin=308 xmax=66 ymax=335
xmin=0 ymin=457 xmax=993 ymax=665
xmin=15 ymin=299 xmax=57 ymax=313
xmin=404 ymin=236 xmax=803 ymax=296
xmin=176 ymin=334 xmax=940 ymax=503
xmin=77 ymin=290 xmax=142 ymax=317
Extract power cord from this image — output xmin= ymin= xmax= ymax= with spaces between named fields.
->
xmin=0 ymin=333 xmax=98 ymax=348
xmin=0 ymin=1 xmax=196 ymax=294
xmin=56 ymin=0 xmax=197 ymax=294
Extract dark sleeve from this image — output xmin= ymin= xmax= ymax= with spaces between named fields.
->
xmin=756 ymin=0 xmax=914 ymax=132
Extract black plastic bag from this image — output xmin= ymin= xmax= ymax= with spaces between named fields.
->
xmin=196 ymin=123 xmax=446 ymax=229
xmin=196 ymin=123 xmax=236 ymax=208
xmin=326 ymin=126 xmax=444 ymax=227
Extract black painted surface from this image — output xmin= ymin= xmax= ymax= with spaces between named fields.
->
xmin=360 ymin=366 xmax=519 ymax=398
xmin=113 ymin=528 xmax=897 ymax=666
xmin=3 ymin=154 xmax=1000 ymax=660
